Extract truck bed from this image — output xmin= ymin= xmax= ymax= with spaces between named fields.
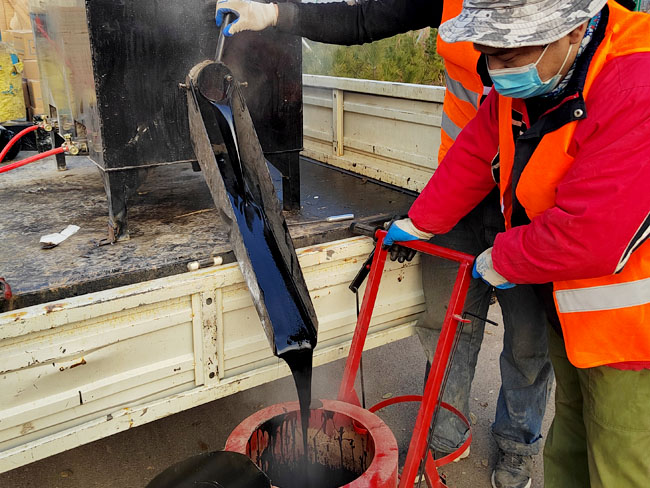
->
xmin=0 ymin=155 xmax=414 ymax=312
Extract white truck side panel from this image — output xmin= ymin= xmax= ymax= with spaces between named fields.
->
xmin=302 ymin=74 xmax=446 ymax=192
xmin=0 ymin=237 xmax=423 ymax=472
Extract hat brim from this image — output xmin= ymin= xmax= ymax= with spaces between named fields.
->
xmin=439 ymin=0 xmax=607 ymax=48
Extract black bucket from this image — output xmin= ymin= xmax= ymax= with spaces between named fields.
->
xmin=145 ymin=450 xmax=271 ymax=488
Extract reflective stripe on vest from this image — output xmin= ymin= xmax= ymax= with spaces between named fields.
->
xmin=496 ymin=1 xmax=650 ymax=367
xmin=441 ymin=110 xmax=462 ymax=141
xmin=436 ymin=0 xmax=483 ymax=161
xmin=556 ymin=277 xmax=650 ymax=313
xmin=554 ymin=240 xmax=650 ymax=368
xmin=445 ymin=69 xmax=479 ymax=109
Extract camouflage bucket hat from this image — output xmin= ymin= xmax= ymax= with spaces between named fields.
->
xmin=439 ymin=0 xmax=608 ymax=48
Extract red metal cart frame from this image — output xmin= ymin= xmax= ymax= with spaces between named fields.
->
xmin=337 ymin=230 xmax=475 ymax=487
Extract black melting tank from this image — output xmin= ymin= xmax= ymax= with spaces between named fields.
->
xmin=31 ymin=0 xmax=302 ymax=240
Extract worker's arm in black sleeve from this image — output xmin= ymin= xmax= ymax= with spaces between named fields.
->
xmin=276 ymin=0 xmax=443 ymax=45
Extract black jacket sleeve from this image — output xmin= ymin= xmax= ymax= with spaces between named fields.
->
xmin=276 ymin=0 xmax=443 ymax=45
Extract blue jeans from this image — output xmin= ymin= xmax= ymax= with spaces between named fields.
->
xmin=417 ymin=190 xmax=553 ymax=456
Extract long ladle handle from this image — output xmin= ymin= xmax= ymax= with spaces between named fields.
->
xmin=215 ymin=12 xmax=234 ymax=62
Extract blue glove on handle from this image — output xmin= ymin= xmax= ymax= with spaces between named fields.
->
xmin=383 ymin=218 xmax=433 ymax=263
xmin=472 ymin=247 xmax=516 ymax=289
xmin=216 ymin=0 xmax=278 ymax=36
xmin=383 ymin=218 xmax=433 ymax=247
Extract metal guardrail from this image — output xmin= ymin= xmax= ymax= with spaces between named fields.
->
xmin=302 ymin=74 xmax=446 ymax=193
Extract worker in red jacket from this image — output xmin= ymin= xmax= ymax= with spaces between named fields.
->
xmin=383 ymin=0 xmax=650 ymax=486
xmin=215 ymin=1 xmax=553 ymax=487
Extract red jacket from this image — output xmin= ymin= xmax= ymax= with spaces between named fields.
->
xmin=409 ymin=53 xmax=650 ymax=289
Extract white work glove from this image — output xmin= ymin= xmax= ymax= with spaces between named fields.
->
xmin=472 ymin=247 xmax=515 ymax=289
xmin=216 ymin=0 xmax=278 ymax=36
xmin=383 ymin=218 xmax=434 ymax=263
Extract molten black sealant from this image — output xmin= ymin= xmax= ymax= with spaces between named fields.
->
xmin=248 ymin=410 xmax=367 ymax=488
xmin=281 ymin=348 xmax=313 ymax=471
xmin=210 ymin=100 xmax=317 ymax=355
xmin=208 ymin=97 xmax=317 ymax=482
xmin=264 ymin=460 xmax=358 ymax=488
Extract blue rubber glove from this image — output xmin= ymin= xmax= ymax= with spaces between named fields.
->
xmin=382 ymin=218 xmax=433 ymax=262
xmin=472 ymin=247 xmax=516 ymax=289
xmin=383 ymin=218 xmax=433 ymax=247
xmin=216 ymin=0 xmax=278 ymax=36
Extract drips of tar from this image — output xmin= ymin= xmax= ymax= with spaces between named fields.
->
xmin=208 ymin=100 xmax=322 ymax=484
xmin=249 ymin=409 xmax=368 ymax=488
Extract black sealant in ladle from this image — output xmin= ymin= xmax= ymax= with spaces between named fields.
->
xmin=195 ymin=58 xmax=318 ymax=484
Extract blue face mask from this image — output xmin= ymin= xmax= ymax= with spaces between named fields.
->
xmin=488 ymin=43 xmax=574 ymax=99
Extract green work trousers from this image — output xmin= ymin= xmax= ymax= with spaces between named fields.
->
xmin=544 ymin=327 xmax=650 ymax=487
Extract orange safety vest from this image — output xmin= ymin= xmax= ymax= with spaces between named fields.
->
xmin=498 ymin=1 xmax=650 ymax=368
xmin=436 ymin=0 xmax=485 ymax=162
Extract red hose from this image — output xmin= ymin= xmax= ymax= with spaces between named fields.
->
xmin=0 ymin=147 xmax=66 ymax=174
xmin=0 ymin=124 xmax=39 ymax=163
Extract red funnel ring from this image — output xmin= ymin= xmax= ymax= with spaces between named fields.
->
xmin=225 ymin=399 xmax=398 ymax=487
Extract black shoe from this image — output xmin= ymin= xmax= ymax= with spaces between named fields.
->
xmin=491 ymin=450 xmax=532 ymax=488
xmin=433 ymin=446 xmax=470 ymax=462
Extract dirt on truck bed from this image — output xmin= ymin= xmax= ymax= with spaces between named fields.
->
xmin=0 ymin=154 xmax=415 ymax=312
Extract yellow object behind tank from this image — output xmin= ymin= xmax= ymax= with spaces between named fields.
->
xmin=0 ymin=41 xmax=25 ymax=122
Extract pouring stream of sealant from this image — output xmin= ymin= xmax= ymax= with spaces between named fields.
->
xmin=210 ymin=98 xmax=316 ymax=482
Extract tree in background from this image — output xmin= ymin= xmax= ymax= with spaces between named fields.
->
xmin=303 ymin=29 xmax=445 ymax=86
